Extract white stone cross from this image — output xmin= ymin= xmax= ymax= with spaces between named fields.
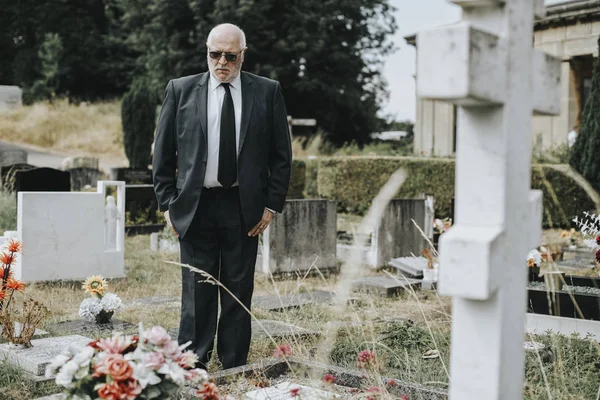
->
xmin=416 ymin=1 xmax=560 ymax=399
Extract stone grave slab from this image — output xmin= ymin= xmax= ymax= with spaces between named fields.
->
xmin=123 ymin=295 xmax=181 ymax=310
xmin=33 ymin=395 xmax=66 ymax=400
xmin=0 ymin=334 xmax=92 ymax=376
xmin=389 ymin=256 xmax=428 ymax=278
xmin=169 ymin=320 xmax=319 ymax=341
xmin=246 ymin=381 xmax=340 ymax=399
xmin=253 ymin=290 xmax=345 ymax=312
xmin=0 ymin=322 xmax=50 ymax=340
xmin=46 ymin=319 xmax=137 ymax=337
xmin=352 ymin=275 xmax=421 ymax=297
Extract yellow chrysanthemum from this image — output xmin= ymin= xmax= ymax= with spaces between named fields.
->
xmin=82 ymin=275 xmax=108 ymax=296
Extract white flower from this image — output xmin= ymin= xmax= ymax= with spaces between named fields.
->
xmin=79 ymin=298 xmax=102 ymax=320
xmin=132 ymin=362 xmax=162 ymax=389
xmin=158 ymin=360 xmax=187 ymax=386
xmin=100 ymin=293 xmax=123 ymax=312
xmin=55 ymin=359 xmax=79 ymax=388
xmin=583 ymin=239 xmax=598 ymax=249
xmin=527 ymin=249 xmax=542 ymax=266
xmin=45 ymin=353 xmax=72 ymax=378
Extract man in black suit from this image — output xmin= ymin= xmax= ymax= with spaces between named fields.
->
xmin=152 ymin=23 xmax=292 ymax=369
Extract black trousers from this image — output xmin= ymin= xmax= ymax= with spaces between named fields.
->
xmin=178 ymin=186 xmax=258 ymax=369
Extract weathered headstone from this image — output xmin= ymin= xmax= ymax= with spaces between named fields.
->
xmin=416 ymin=0 xmax=560 ymax=398
xmin=260 ymin=200 xmax=337 ymax=274
xmin=123 ymin=295 xmax=180 ymax=310
xmin=0 ymin=149 xmax=27 ymax=167
xmin=0 ymin=85 xmax=23 ymax=111
xmin=252 ymin=290 xmax=344 ymax=312
xmin=70 ymin=167 xmax=103 ymax=191
xmin=389 ymin=256 xmax=428 ymax=278
xmin=169 ymin=320 xmax=319 ymax=341
xmin=246 ymin=381 xmax=339 ymax=400
xmin=0 ymin=335 xmax=92 ymax=376
xmin=110 ymin=167 xmax=153 ymax=184
xmin=373 ymin=199 xmax=428 ymax=267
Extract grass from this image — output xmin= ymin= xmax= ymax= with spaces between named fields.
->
xmin=0 ymin=233 xmax=599 ymax=399
xmin=0 ymin=99 xmax=125 ymax=161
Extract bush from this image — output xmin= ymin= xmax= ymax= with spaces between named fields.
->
xmin=121 ymin=79 xmax=156 ymax=169
xmin=316 ymin=156 xmax=596 ymax=228
xmin=0 ymin=191 xmax=17 ymax=233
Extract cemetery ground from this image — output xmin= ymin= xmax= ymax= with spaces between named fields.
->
xmin=1 ymin=231 xmax=599 ymax=399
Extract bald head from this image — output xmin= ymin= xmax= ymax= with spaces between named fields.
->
xmin=207 ymin=23 xmax=246 ymax=49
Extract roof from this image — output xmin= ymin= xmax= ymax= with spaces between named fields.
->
xmin=404 ymin=0 xmax=600 ymax=46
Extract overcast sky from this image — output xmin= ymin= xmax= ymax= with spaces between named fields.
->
xmin=381 ymin=0 xmax=566 ymax=122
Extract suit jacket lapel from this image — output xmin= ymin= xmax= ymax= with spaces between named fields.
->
xmin=239 ymin=72 xmax=254 ymax=153
xmin=195 ymin=73 xmax=209 ymax=148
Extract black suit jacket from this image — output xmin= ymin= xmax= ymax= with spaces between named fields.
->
xmin=152 ymin=71 xmax=292 ymax=239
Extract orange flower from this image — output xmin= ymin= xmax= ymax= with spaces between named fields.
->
xmin=0 ymin=266 xmax=12 ymax=280
xmin=6 ymin=239 xmax=22 ymax=254
xmin=93 ymin=354 xmax=133 ymax=381
xmin=6 ymin=279 xmax=25 ymax=292
xmin=0 ymin=290 xmax=5 ymax=301
xmin=0 ymin=252 xmax=13 ymax=266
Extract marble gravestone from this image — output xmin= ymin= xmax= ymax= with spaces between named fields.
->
xmin=0 ymin=149 xmax=27 ymax=167
xmin=0 ymin=335 xmax=92 ymax=377
xmin=0 ymin=85 xmax=22 ymax=111
xmin=416 ymin=0 xmax=560 ymax=398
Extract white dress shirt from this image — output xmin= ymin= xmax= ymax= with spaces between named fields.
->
xmin=204 ymin=73 xmax=242 ymax=188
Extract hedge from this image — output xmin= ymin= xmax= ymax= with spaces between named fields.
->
xmin=311 ymin=156 xmax=598 ymax=228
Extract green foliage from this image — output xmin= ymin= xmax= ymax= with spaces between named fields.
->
xmin=26 ymin=33 xmax=63 ymax=102
xmin=570 ymin=36 xmax=600 ymax=190
xmin=0 ymin=360 xmax=57 ymax=400
xmin=304 ymin=159 xmax=319 ymax=198
xmin=316 ymin=157 xmax=596 ymax=228
xmin=0 ymin=190 xmax=17 ymax=233
xmin=288 ymin=160 xmax=306 ymax=199
xmin=121 ymin=79 xmax=156 ymax=169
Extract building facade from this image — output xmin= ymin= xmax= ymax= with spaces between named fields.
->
xmin=406 ymin=0 xmax=600 ymax=157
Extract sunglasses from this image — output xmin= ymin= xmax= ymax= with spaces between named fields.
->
xmin=208 ymin=49 xmax=243 ymax=62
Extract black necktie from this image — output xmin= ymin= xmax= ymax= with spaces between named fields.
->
xmin=218 ymin=83 xmax=236 ymax=188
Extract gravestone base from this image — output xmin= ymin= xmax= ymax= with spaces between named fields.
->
xmin=352 ymin=275 xmax=422 ymax=297
xmin=246 ymin=381 xmax=340 ymax=399
xmin=0 ymin=335 xmax=93 ymax=377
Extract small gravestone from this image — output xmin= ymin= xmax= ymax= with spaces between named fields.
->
xmin=352 ymin=275 xmax=421 ymax=297
xmin=0 ymin=322 xmax=49 ymax=340
xmin=69 ymin=167 xmax=103 ymax=191
xmin=0 ymin=149 xmax=27 ymax=167
xmin=0 ymin=335 xmax=92 ymax=376
xmin=169 ymin=320 xmax=319 ymax=341
xmin=111 ymin=167 xmax=152 ymax=184
xmin=61 ymin=156 xmax=99 ymax=170
xmin=246 ymin=381 xmax=340 ymax=399
xmin=46 ymin=319 xmax=137 ymax=337
xmin=252 ymin=290 xmax=338 ymax=312
xmin=15 ymin=167 xmax=71 ymax=194
xmin=389 ymin=256 xmax=428 ymax=278
xmin=0 ymin=85 xmax=22 ymax=111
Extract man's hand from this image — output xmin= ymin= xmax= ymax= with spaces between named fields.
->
xmin=164 ymin=210 xmax=179 ymax=237
xmin=248 ymin=208 xmax=274 ymax=237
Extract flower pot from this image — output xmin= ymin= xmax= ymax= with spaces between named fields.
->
xmin=95 ymin=310 xmax=114 ymax=324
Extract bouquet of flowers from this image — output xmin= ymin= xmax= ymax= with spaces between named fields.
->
xmin=0 ymin=239 xmax=49 ymax=347
xmin=79 ymin=275 xmax=123 ymax=324
xmin=46 ymin=324 xmax=210 ymax=400
xmin=433 ymin=218 xmax=452 ymax=235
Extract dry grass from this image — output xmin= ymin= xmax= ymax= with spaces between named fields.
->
xmin=0 ymin=99 xmax=126 ymax=160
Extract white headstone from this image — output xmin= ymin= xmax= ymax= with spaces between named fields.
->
xmin=416 ymin=0 xmax=560 ymax=398
xmin=0 ymin=85 xmax=23 ymax=111
xmin=13 ymin=181 xmax=125 ymax=282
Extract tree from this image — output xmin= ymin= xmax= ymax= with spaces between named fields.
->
xmin=570 ymin=36 xmax=600 ymax=191
xmin=121 ymin=79 xmax=157 ymax=169
xmin=27 ymin=33 xmax=64 ymax=101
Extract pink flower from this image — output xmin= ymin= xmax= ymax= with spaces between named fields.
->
xmin=273 ymin=344 xmax=292 ymax=358
xmin=144 ymin=326 xmax=171 ymax=347
xmin=160 ymin=339 xmax=182 ymax=359
xmin=365 ymin=386 xmax=382 ymax=400
xmin=196 ymin=382 xmax=221 ymax=400
xmin=356 ymin=349 xmax=377 ymax=369
xmin=386 ymin=379 xmax=397 ymax=387
xmin=290 ymin=387 xmax=301 ymax=397
xmin=143 ymin=351 xmax=165 ymax=370
xmin=401 ymin=395 xmax=409 ymax=400
xmin=178 ymin=350 xmax=199 ymax=369
xmin=322 ymin=374 xmax=335 ymax=384
xmin=96 ymin=335 xmax=133 ymax=354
